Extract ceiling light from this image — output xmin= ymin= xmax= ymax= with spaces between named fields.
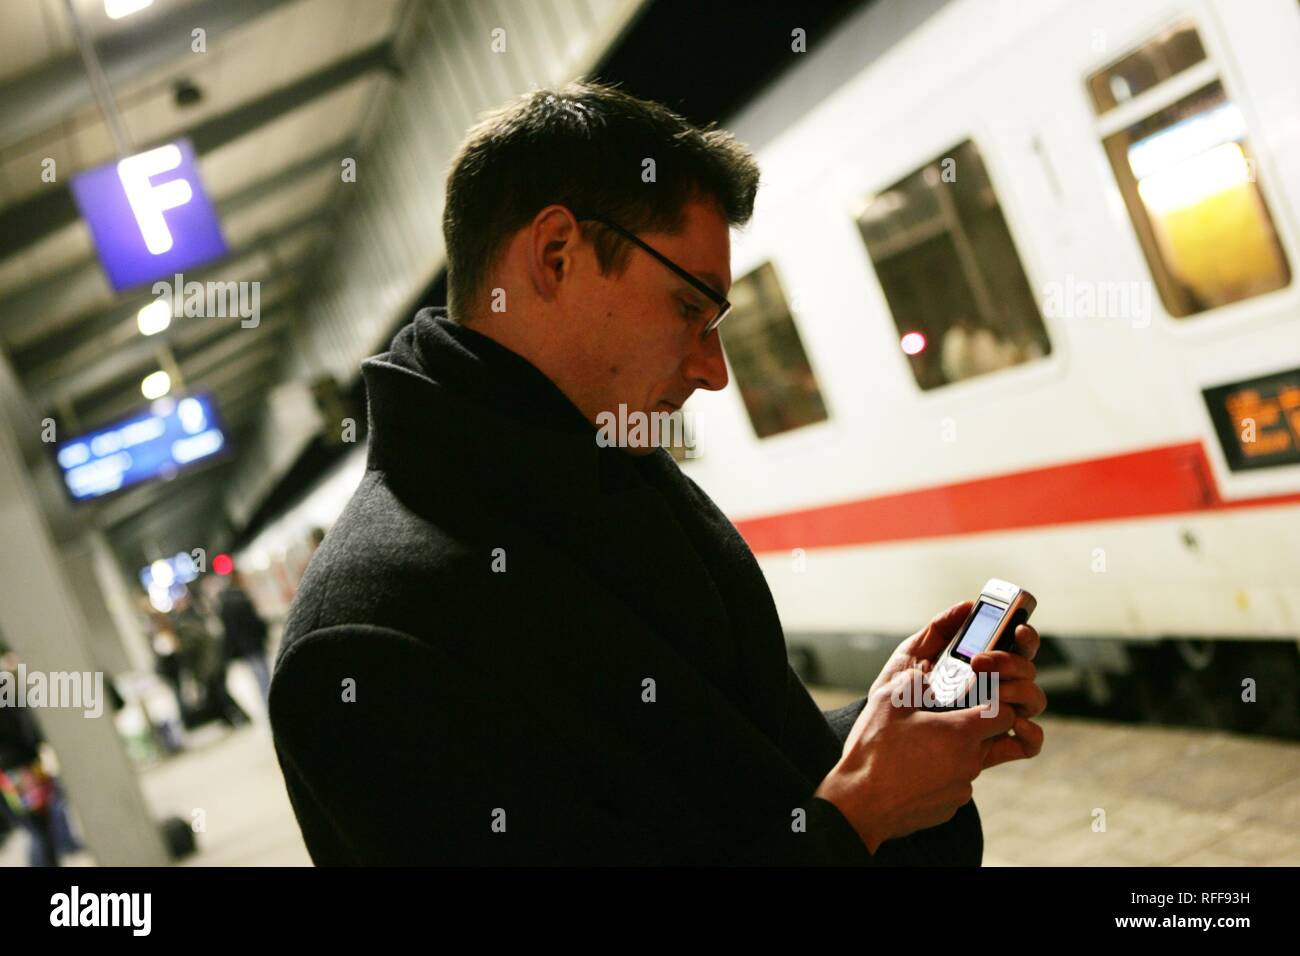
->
xmin=137 ymin=299 xmax=171 ymax=336
xmin=141 ymin=370 xmax=171 ymax=399
xmin=105 ymin=0 xmax=153 ymax=20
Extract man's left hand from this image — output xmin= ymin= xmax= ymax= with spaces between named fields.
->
xmin=969 ymin=623 xmax=1046 ymax=769
xmin=868 ymin=601 xmax=1046 ymax=770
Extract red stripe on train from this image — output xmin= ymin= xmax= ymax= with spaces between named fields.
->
xmin=731 ymin=441 xmax=1300 ymax=553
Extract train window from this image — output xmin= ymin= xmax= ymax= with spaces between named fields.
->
xmin=1089 ymin=27 xmax=1291 ymax=317
xmin=1086 ymin=20 xmax=1206 ymax=114
xmin=719 ymin=261 xmax=828 ymax=438
xmin=855 ymin=140 xmax=1051 ymax=391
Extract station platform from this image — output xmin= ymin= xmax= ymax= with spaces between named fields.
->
xmin=5 ymin=687 xmax=1296 ymax=867
xmin=812 ymin=687 xmax=1300 ymax=866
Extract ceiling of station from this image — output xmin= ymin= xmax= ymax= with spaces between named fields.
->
xmin=0 ymin=0 xmax=872 ymax=572
xmin=0 ymin=0 xmax=408 ymax=561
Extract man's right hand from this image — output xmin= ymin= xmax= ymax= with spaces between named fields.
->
xmin=812 ymin=668 xmax=1016 ymax=854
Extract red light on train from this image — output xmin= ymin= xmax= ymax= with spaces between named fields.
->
xmin=213 ymin=553 xmax=233 ymax=576
xmin=900 ymin=331 xmax=927 ymax=355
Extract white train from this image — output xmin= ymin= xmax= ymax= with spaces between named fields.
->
xmin=241 ymin=0 xmax=1300 ymax=718
xmin=671 ymin=0 xmax=1300 ymax=696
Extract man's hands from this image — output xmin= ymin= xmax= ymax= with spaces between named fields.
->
xmin=868 ymin=601 xmax=974 ymax=698
xmin=970 ymin=624 xmax=1047 ymax=768
xmin=814 ymin=672 xmax=1015 ymax=853
xmin=868 ymin=600 xmax=1047 ymax=769
xmin=814 ymin=601 xmax=1048 ymax=854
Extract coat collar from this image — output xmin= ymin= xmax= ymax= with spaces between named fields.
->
xmin=360 ymin=308 xmax=791 ymax=743
xmin=364 ymin=307 xmax=671 ymax=501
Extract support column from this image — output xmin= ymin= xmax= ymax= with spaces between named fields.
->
xmin=0 ymin=377 xmax=168 ymax=866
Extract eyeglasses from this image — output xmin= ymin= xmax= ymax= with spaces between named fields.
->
xmin=577 ymin=215 xmax=731 ymax=339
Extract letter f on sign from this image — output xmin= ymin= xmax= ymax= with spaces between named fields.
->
xmin=117 ymin=144 xmax=193 ymax=254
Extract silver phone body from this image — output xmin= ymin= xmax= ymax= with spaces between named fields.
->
xmin=929 ymin=579 xmax=1037 ymax=708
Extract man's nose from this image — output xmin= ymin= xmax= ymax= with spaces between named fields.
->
xmin=685 ymin=328 xmax=729 ymax=392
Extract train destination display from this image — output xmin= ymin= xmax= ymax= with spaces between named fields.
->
xmin=1203 ymin=366 xmax=1300 ymax=471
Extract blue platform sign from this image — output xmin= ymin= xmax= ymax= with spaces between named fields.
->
xmin=70 ymin=138 xmax=228 ymax=291
xmin=55 ymin=393 xmax=229 ymax=501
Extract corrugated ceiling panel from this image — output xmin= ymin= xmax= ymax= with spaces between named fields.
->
xmin=222 ymin=0 xmax=643 ymax=526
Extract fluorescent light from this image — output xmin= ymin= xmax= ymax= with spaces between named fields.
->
xmin=148 ymin=586 xmax=172 ymax=613
xmin=105 ymin=0 xmax=153 ymax=20
xmin=137 ymin=299 xmax=171 ymax=335
xmin=150 ymin=558 xmax=174 ymax=588
xmin=141 ymin=370 xmax=171 ymax=399
xmin=1126 ymin=103 xmax=1247 ymax=180
xmin=1137 ymin=141 xmax=1251 ymax=214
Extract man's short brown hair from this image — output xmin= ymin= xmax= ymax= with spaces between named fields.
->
xmin=442 ymin=80 xmax=760 ymax=319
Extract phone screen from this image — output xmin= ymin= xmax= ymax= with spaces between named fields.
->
xmin=953 ymin=600 xmax=1007 ymax=661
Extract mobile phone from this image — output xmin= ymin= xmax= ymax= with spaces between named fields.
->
xmin=927 ymin=579 xmax=1036 ymax=709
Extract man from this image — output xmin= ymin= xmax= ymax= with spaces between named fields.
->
xmin=175 ymin=589 xmax=249 ymax=729
xmin=217 ymin=572 xmax=271 ymax=702
xmin=269 ymin=81 xmax=1046 ymax=865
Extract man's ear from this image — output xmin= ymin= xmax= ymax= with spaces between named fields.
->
xmin=527 ymin=205 xmax=580 ymax=302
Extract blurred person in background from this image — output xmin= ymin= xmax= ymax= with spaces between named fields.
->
xmin=217 ymin=571 xmax=272 ymax=702
xmin=172 ymin=589 xmax=249 ymax=729
xmin=0 ymin=648 xmax=84 ymax=866
xmin=143 ymin=605 xmax=188 ymax=752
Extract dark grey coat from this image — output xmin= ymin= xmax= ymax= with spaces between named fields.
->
xmin=268 ymin=308 xmax=981 ymax=865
